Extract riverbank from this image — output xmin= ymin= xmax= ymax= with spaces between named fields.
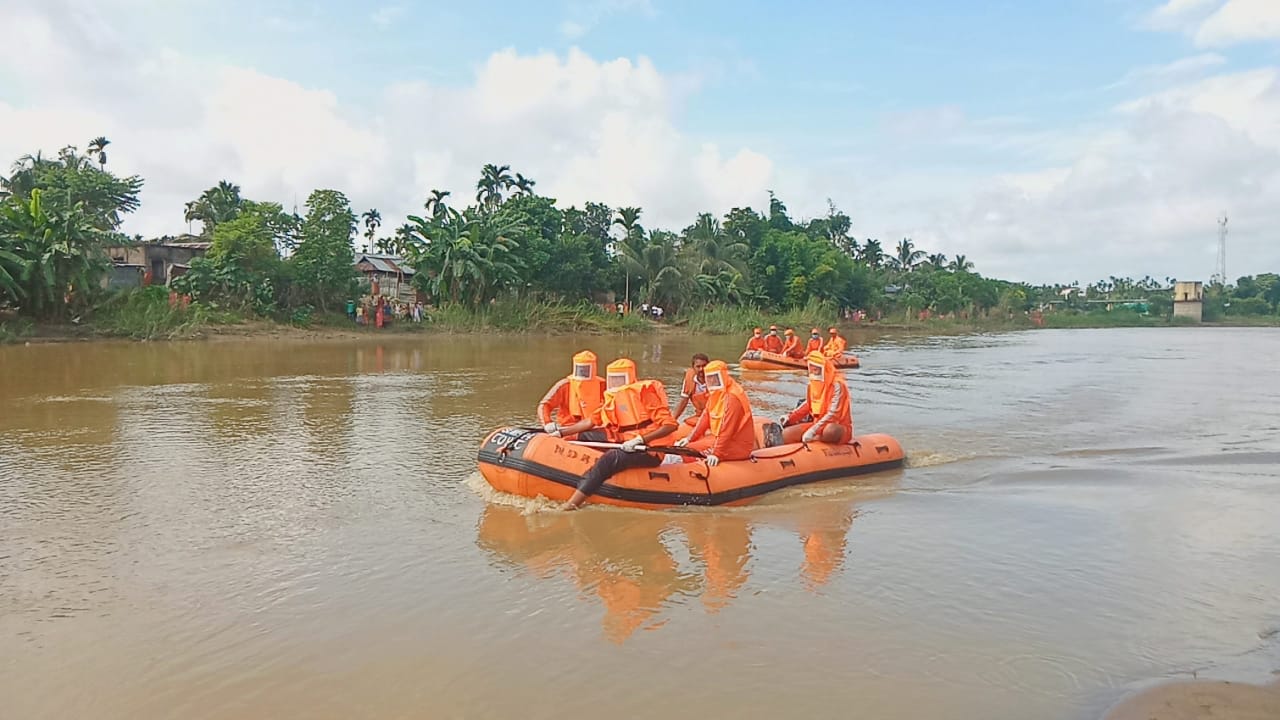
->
xmin=4 ymin=298 xmax=1279 ymax=345
xmin=1103 ymin=677 xmax=1280 ymax=719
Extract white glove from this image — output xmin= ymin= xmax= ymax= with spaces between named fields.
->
xmin=543 ymin=422 xmax=561 ymax=437
xmin=621 ymin=436 xmax=644 ymax=453
xmin=673 ymin=437 xmax=690 ymax=447
xmin=705 ymin=454 xmax=720 ymax=467
xmin=802 ymin=427 xmax=818 ymax=443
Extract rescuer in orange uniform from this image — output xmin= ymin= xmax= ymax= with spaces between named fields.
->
xmin=537 ymin=350 xmax=606 ymax=439
xmin=805 ymin=328 xmax=823 ymax=354
xmin=779 ymin=351 xmax=853 ymax=445
xmin=672 ymin=353 xmax=710 ymax=422
xmin=781 ymin=328 xmax=803 ymax=358
xmin=823 ymin=327 xmax=847 ymax=358
xmin=762 ymin=325 xmax=784 ymax=354
xmin=557 ymin=358 xmax=679 ymax=510
xmin=744 ymin=327 xmax=766 ymax=353
xmin=672 ymin=360 xmax=755 ymax=466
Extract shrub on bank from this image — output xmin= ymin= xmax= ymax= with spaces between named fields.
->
xmin=427 ymin=299 xmax=651 ymax=333
xmin=88 ymin=286 xmax=239 ymax=340
xmin=680 ymin=298 xmax=842 ymax=335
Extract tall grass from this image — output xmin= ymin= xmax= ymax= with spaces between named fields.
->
xmin=679 ymin=298 xmax=841 ymax=335
xmin=0 ymin=317 xmax=33 ymax=343
xmin=89 ymin=286 xmax=239 ymax=340
xmin=426 ymin=299 xmax=652 ymax=334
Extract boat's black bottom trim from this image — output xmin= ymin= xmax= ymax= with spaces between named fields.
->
xmin=477 ymin=448 xmax=904 ymax=506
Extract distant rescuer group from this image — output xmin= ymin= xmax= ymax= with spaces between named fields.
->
xmin=743 ymin=324 xmax=848 ymax=360
xmin=536 ymin=325 xmax=856 ymax=510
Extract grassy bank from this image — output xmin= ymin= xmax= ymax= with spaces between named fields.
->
xmin=679 ymin=299 xmax=844 ymax=335
xmin=7 ymin=296 xmax=1279 ymax=345
xmin=422 ymin=300 xmax=652 ymax=333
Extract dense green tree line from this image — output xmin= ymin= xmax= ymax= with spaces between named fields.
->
xmin=4 ymin=139 xmax=1280 ymax=324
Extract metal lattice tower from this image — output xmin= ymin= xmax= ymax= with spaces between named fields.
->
xmin=1212 ymin=215 xmax=1228 ymax=285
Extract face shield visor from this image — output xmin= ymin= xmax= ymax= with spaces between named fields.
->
xmin=807 ymin=361 xmax=826 ymax=383
xmin=573 ymin=362 xmax=594 ymax=380
xmin=706 ymin=367 xmax=726 ymax=391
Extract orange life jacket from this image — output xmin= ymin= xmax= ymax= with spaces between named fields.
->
xmin=763 ymin=334 xmax=783 ymax=353
xmin=568 ymin=376 xmax=604 ymax=421
xmin=782 ymin=336 xmax=801 ymax=357
xmin=806 ymin=337 xmax=823 ymax=353
xmin=600 ymin=380 xmax=668 ymax=442
xmin=682 ymin=368 xmax=708 ymax=413
xmin=823 ymin=336 xmax=846 ymax=356
xmin=708 ymin=381 xmax=752 ymax=440
xmin=807 ymin=352 xmax=851 ymax=421
xmin=745 ymin=336 xmax=765 ymax=352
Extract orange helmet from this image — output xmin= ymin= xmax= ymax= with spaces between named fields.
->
xmin=784 ymin=328 xmax=795 ymax=336
xmin=571 ymin=350 xmax=597 ymax=379
xmin=829 ymin=327 xmax=838 ymax=334
xmin=605 ymin=358 xmax=637 ymax=390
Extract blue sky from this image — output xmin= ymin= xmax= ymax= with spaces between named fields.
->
xmin=2 ymin=0 xmax=1279 ymax=284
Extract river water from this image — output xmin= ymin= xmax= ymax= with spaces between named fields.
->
xmin=2 ymin=328 xmax=1278 ymax=720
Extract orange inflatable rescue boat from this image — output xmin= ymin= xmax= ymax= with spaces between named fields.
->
xmin=740 ymin=349 xmax=860 ymax=371
xmin=476 ymin=422 xmax=905 ymax=509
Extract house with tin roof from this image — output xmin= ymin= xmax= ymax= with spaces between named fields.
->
xmin=355 ymin=253 xmax=419 ymax=304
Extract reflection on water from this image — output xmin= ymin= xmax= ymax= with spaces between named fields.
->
xmin=475 ymin=499 xmax=861 ymax=644
xmin=2 ymin=328 xmax=1280 ymax=720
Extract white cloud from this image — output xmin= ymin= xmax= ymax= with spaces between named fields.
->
xmin=1195 ymin=0 xmax=1280 ymax=46
xmin=1104 ymin=53 xmax=1226 ymax=90
xmin=1144 ymin=0 xmax=1221 ymax=30
xmin=0 ymin=4 xmax=771 ymax=242
xmin=896 ymin=69 xmax=1280 ymax=283
xmin=1144 ymin=0 xmax=1280 ymax=47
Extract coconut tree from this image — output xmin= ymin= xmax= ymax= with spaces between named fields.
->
xmin=612 ymin=206 xmax=644 ymax=309
xmin=949 ymin=254 xmax=973 ymax=272
xmin=894 ymin=238 xmax=925 ymax=272
xmin=926 ymin=252 xmax=947 ymax=270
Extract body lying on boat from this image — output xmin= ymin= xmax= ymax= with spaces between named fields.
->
xmin=740 ymin=349 xmax=860 ymax=371
xmin=476 ymin=423 xmax=905 ymax=509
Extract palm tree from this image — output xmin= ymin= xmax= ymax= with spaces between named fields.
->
xmin=894 ymin=238 xmax=925 ymax=272
xmin=475 ymin=163 xmax=514 ymax=211
xmin=88 ymin=137 xmax=110 ymax=169
xmin=859 ymin=238 xmax=884 ymax=269
xmin=612 ymin=207 xmax=644 ymax=309
xmin=184 ymin=181 xmax=243 ymax=234
xmin=425 ymin=189 xmax=451 ymax=218
xmin=512 ymin=173 xmax=536 ymax=197
xmin=927 ymin=253 xmax=947 ymax=270
xmin=949 ymin=254 xmax=974 ymax=272
xmin=362 ymin=208 xmax=381 ymax=252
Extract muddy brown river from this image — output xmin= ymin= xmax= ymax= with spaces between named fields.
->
xmin=2 ymin=328 xmax=1278 ymax=719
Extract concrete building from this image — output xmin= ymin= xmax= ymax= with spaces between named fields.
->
xmin=1173 ymin=281 xmax=1203 ymax=322
xmin=105 ymin=237 xmax=212 ymax=286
